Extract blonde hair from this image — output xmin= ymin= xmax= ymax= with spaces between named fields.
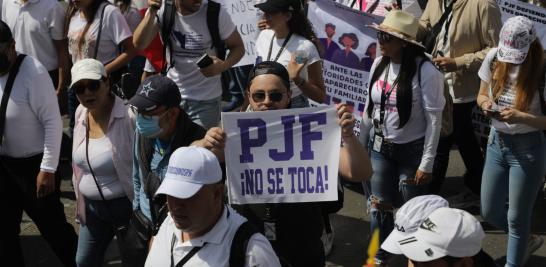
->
xmin=491 ymin=40 xmax=544 ymax=111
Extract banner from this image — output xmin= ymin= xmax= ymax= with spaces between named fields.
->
xmin=336 ymin=0 xmax=422 ymax=17
xmin=220 ymin=0 xmax=260 ymax=66
xmin=307 ymin=0 xmax=382 ymax=136
xmin=497 ymin=0 xmax=546 ymax=45
xmin=222 ymin=106 xmax=341 ymax=204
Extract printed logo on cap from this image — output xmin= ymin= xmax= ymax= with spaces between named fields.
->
xmin=419 ymin=218 xmax=437 ymax=232
xmin=167 ymin=166 xmax=194 ymax=177
xmin=141 ymin=82 xmax=155 ymax=97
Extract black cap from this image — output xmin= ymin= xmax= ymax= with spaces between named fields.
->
xmin=255 ymin=0 xmax=301 ymax=13
xmin=248 ymin=61 xmax=290 ymax=90
xmin=0 ymin=20 xmax=13 ymax=44
xmin=129 ymin=75 xmax=181 ymax=112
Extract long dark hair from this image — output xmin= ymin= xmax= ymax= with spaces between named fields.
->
xmin=64 ymin=0 xmax=109 ymax=51
xmin=366 ymin=44 xmax=429 ymax=129
xmin=287 ymin=9 xmax=322 ymax=54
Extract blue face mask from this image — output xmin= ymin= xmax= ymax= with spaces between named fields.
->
xmin=136 ymin=113 xmax=164 ymax=137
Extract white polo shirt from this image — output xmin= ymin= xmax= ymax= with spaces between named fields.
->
xmin=145 ymin=206 xmax=281 ymax=267
xmin=2 ymin=0 xmax=65 ymax=71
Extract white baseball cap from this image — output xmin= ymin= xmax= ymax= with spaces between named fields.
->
xmin=70 ymin=58 xmax=107 ymax=88
xmin=381 ymin=195 xmax=449 ymax=254
xmin=155 ymin=146 xmax=222 ymax=199
xmin=497 ymin=16 xmax=537 ymax=64
xmin=395 ymin=207 xmax=485 ymax=262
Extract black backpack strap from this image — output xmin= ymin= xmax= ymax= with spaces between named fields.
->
xmin=207 ymin=1 xmax=226 ymax=60
xmin=417 ymin=57 xmax=427 ymax=88
xmin=93 ymin=3 xmax=108 ymax=59
xmin=229 ymin=221 xmax=259 ymax=267
xmin=0 ymin=54 xmax=26 ymax=145
xmin=161 ymin=0 xmax=176 ymax=74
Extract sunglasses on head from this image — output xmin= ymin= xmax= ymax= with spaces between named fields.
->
xmin=72 ymin=79 xmax=101 ymax=95
xmin=377 ymin=31 xmax=395 ymax=43
xmin=251 ymin=91 xmax=287 ymax=102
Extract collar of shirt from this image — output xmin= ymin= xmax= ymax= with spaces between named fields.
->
xmin=172 ymin=206 xmax=231 ymax=248
xmin=77 ymin=97 xmax=128 ymax=129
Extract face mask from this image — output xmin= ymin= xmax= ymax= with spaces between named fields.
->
xmin=136 ymin=113 xmax=164 ymax=137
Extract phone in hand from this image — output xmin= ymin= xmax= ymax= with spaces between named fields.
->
xmin=196 ymin=53 xmax=214 ymax=69
xmin=484 ymin=109 xmax=501 ymax=119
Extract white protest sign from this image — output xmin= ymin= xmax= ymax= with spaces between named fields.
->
xmin=222 ymin=106 xmax=341 ymax=204
xmin=497 ymin=0 xmax=546 ymax=45
xmin=307 ymin=0 xmax=382 ymax=135
xmin=218 ymin=0 xmax=260 ymax=67
xmin=336 ymin=0 xmax=422 ymax=17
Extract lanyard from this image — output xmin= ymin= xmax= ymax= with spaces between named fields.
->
xmin=170 ymin=236 xmax=206 ymax=267
xmin=379 ymin=63 xmax=399 ymax=127
xmin=267 ymin=32 xmax=293 ymax=62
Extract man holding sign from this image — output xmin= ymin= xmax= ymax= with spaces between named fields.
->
xmin=197 ymin=61 xmax=371 ymax=266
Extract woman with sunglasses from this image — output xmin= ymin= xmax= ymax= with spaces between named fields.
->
xmin=197 ymin=61 xmax=371 ymax=266
xmin=254 ymin=0 xmax=326 ymax=108
xmin=70 ymin=59 xmax=135 ymax=267
xmin=360 ymin=11 xmax=445 ymax=266
xmin=64 ymin=0 xmax=137 ymax=133
xmin=478 ymin=17 xmax=546 ymax=267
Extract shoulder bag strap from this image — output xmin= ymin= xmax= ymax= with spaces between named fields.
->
xmin=430 ymin=1 xmax=453 ymax=38
xmin=0 ymin=54 xmax=26 ymax=145
xmin=229 ymin=221 xmax=259 ymax=267
xmin=206 ymin=1 xmax=225 ymax=60
xmin=161 ymin=0 xmax=176 ymax=74
xmin=93 ymin=3 xmax=108 ymax=59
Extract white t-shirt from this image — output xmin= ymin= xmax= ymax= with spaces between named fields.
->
xmin=122 ymin=6 xmax=142 ymax=33
xmin=73 ymin=136 xmax=125 ymax=200
xmin=145 ymin=206 xmax=281 ymax=267
xmin=67 ymin=4 xmax=132 ymax=64
xmin=478 ymin=48 xmax=546 ymax=135
xmin=155 ymin=0 xmax=236 ymax=101
xmin=255 ymin=29 xmax=321 ymax=98
xmin=367 ymin=56 xmax=445 ymax=143
xmin=0 ymin=55 xmax=62 ymax=172
xmin=2 ymin=0 xmax=65 ymax=71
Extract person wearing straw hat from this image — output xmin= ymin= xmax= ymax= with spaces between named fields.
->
xmin=360 ymin=10 xmax=445 ymax=266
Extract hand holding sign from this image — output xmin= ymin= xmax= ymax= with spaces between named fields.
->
xmin=336 ymin=103 xmax=356 ymax=139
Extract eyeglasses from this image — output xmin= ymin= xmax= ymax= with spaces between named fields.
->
xmin=251 ymin=91 xmax=287 ymax=102
xmin=138 ymin=108 xmax=170 ymax=120
xmin=377 ymin=31 xmax=395 ymax=43
xmin=72 ymin=80 xmax=101 ymax=95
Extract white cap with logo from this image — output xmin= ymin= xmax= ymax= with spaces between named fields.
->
xmin=497 ymin=16 xmax=537 ymax=64
xmin=155 ymin=146 xmax=222 ymax=199
xmin=70 ymin=58 xmax=107 ymax=88
xmin=381 ymin=195 xmax=449 ymax=254
xmin=395 ymin=207 xmax=485 ymax=262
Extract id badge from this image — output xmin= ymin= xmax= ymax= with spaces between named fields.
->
xmin=264 ymin=222 xmax=277 ymax=241
xmin=373 ymin=135 xmax=383 ymax=153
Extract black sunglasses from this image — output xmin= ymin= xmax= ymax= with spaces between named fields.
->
xmin=251 ymin=91 xmax=287 ymax=102
xmin=72 ymin=79 xmax=101 ymax=95
xmin=377 ymin=31 xmax=395 ymax=43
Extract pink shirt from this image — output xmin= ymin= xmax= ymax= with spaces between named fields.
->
xmin=72 ymin=96 xmax=135 ymax=224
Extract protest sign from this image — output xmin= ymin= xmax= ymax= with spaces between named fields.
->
xmin=222 ymin=106 xmax=341 ymax=204
xmin=497 ymin=0 xmax=546 ymax=45
xmin=219 ymin=0 xmax=260 ymax=66
xmin=307 ymin=0 xmax=382 ymax=135
xmin=471 ymin=107 xmax=491 ymax=147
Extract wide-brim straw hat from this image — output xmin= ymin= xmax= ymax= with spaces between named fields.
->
xmin=367 ymin=10 xmax=425 ymax=49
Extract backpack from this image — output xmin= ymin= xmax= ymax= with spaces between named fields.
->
xmin=417 ymin=59 xmax=454 ymax=137
xmin=489 ymin=55 xmax=546 ymax=115
xmin=160 ymin=0 xmax=226 ymax=73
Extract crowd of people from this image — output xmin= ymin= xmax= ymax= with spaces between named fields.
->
xmin=1 ymin=0 xmax=546 ymax=266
